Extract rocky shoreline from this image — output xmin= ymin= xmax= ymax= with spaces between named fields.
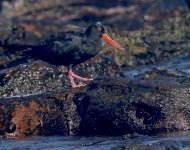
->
xmin=0 ymin=0 xmax=190 ymax=139
xmin=1 ymin=68 xmax=190 ymax=138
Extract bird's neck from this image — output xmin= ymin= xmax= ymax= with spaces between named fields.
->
xmin=83 ymin=34 xmax=101 ymax=56
xmin=86 ymin=35 xmax=100 ymax=44
xmin=84 ymin=25 xmax=102 ymax=54
xmin=85 ymin=31 xmax=101 ymax=49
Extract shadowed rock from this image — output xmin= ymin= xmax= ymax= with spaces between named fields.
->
xmin=0 ymin=89 xmax=83 ymax=138
xmin=74 ymin=73 xmax=190 ymax=135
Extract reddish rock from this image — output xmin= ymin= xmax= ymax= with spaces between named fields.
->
xmin=0 ymin=89 xmax=83 ymax=138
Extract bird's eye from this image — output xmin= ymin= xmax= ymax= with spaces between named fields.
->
xmin=97 ymin=27 xmax=102 ymax=32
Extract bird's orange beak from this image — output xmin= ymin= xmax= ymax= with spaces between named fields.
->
xmin=102 ymin=33 xmax=124 ymax=50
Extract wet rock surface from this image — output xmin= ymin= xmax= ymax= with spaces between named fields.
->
xmin=111 ymin=132 xmax=190 ymax=150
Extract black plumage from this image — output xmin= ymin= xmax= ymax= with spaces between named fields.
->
xmin=7 ymin=23 xmax=124 ymax=88
xmin=24 ymin=27 xmax=102 ymax=66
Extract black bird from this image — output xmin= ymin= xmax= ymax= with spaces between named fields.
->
xmin=10 ymin=22 xmax=124 ymax=88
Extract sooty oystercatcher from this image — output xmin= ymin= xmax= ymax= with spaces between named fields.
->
xmin=20 ymin=22 xmax=124 ymax=88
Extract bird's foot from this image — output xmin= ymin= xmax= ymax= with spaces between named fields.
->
xmin=69 ymin=69 xmax=93 ymax=88
xmin=71 ymin=80 xmax=87 ymax=88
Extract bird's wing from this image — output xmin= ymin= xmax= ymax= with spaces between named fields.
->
xmin=45 ymin=33 xmax=84 ymax=55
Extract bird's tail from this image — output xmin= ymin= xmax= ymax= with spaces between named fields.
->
xmin=0 ymin=42 xmax=39 ymax=57
xmin=1 ymin=44 xmax=40 ymax=70
xmin=18 ymin=45 xmax=38 ymax=57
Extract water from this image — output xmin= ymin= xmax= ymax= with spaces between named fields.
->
xmin=124 ymin=55 xmax=190 ymax=79
xmin=1 ymin=131 xmax=190 ymax=149
xmin=0 ymin=136 xmax=126 ymax=150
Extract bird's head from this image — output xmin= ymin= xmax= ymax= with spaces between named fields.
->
xmin=85 ymin=22 xmax=124 ymax=50
xmin=94 ymin=22 xmax=106 ymax=34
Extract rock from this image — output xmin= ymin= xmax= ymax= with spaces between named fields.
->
xmin=0 ymin=24 xmax=26 ymax=46
xmin=0 ymin=0 xmax=190 ymax=138
xmin=1 ymin=68 xmax=190 ymax=138
xmin=0 ymin=88 xmax=83 ymax=138
xmin=133 ymin=67 xmax=190 ymax=80
xmin=1 ymin=0 xmax=187 ymax=31
xmin=74 ymin=73 xmax=190 ymax=135
xmin=103 ymin=14 xmax=190 ymax=67
xmin=0 ymin=54 xmax=122 ymax=97
xmin=0 ymin=23 xmax=38 ymax=69
xmin=2 ymin=13 xmax=190 ymax=69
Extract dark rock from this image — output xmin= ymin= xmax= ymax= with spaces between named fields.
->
xmin=133 ymin=67 xmax=190 ymax=80
xmin=0 ymin=24 xmax=25 ymax=69
xmin=0 ymin=89 xmax=83 ymax=138
xmin=0 ymin=23 xmax=38 ymax=69
xmin=0 ymin=24 xmax=26 ymax=46
xmin=0 ymin=54 xmax=122 ymax=97
xmin=104 ymin=14 xmax=190 ymax=67
xmin=1 ymin=0 xmax=187 ymax=32
xmin=2 ymin=13 xmax=190 ymax=69
xmin=6 ymin=122 xmax=16 ymax=133
xmin=0 ymin=0 xmax=190 ymax=138
xmin=1 ymin=68 xmax=190 ymax=138
xmin=74 ymin=74 xmax=190 ymax=135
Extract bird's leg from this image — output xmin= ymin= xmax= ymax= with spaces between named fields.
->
xmin=68 ymin=65 xmax=93 ymax=88
xmin=69 ymin=73 xmax=85 ymax=88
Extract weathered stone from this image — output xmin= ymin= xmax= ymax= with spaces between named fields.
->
xmin=0 ymin=88 xmax=83 ymax=138
xmin=0 ymin=23 xmax=39 ymax=69
xmin=1 ymin=68 xmax=190 ymax=138
xmin=133 ymin=67 xmax=190 ymax=80
xmin=2 ymin=13 xmax=190 ymax=69
xmin=0 ymin=24 xmax=26 ymax=46
xmin=1 ymin=0 xmax=186 ymax=31
xmin=74 ymin=75 xmax=190 ymax=135
xmin=103 ymin=14 xmax=190 ymax=66
xmin=0 ymin=0 xmax=190 ymax=139
xmin=0 ymin=54 xmax=122 ymax=97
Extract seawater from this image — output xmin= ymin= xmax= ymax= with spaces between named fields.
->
xmin=1 ymin=131 xmax=190 ymax=149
